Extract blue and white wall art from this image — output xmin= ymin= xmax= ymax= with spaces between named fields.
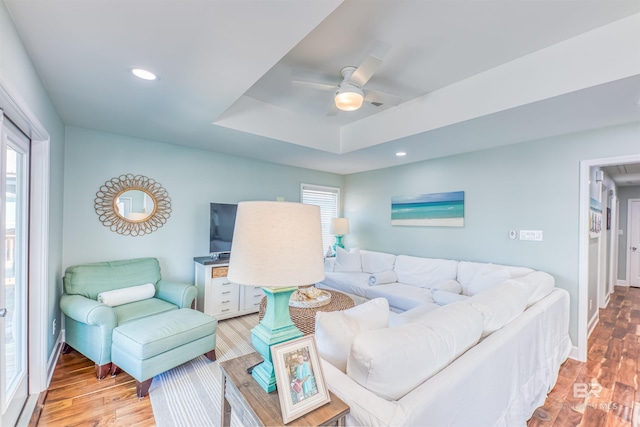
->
xmin=391 ymin=191 xmax=465 ymax=227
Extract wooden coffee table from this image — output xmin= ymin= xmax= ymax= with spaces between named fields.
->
xmin=220 ymin=352 xmax=349 ymax=426
xmin=258 ymin=289 xmax=355 ymax=335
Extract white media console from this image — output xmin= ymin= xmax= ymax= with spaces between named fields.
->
xmin=194 ymin=257 xmax=264 ymax=320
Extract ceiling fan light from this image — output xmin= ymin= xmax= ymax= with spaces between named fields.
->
xmin=335 ymin=89 xmax=364 ymax=111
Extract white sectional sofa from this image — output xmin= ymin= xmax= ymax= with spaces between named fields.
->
xmin=313 ymin=248 xmax=571 ymax=426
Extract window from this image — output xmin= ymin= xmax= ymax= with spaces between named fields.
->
xmin=301 ymin=184 xmax=340 ymax=255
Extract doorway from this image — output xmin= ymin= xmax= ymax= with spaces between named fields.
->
xmin=627 ymin=199 xmax=640 ymax=287
xmin=0 ymin=118 xmax=30 ymax=426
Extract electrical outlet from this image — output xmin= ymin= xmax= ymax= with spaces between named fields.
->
xmin=52 ymin=318 xmax=56 ymax=336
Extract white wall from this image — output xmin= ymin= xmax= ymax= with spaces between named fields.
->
xmin=63 ymin=126 xmax=343 ymax=282
xmin=343 ymin=122 xmax=640 ymax=344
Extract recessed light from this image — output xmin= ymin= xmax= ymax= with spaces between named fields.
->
xmin=131 ymin=68 xmax=157 ymax=81
xmin=396 ymin=151 xmax=407 ymax=157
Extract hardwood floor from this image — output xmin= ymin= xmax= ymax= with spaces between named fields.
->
xmin=528 ymin=286 xmax=640 ymax=427
xmin=32 ymin=348 xmax=154 ymax=426
xmin=32 ymin=286 xmax=640 ymax=426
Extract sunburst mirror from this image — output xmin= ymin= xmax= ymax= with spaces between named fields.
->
xmin=94 ymin=174 xmax=172 ymax=236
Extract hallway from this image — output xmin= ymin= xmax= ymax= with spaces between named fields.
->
xmin=529 ymin=286 xmax=640 ymax=426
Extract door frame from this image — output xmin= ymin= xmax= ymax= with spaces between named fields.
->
xmin=579 ymin=154 xmax=640 ymax=361
xmin=0 ymin=71 xmax=51 ymax=397
xmin=626 ymin=198 xmax=640 ymax=288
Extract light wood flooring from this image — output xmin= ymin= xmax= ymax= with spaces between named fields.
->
xmin=31 ymin=286 xmax=640 ymax=426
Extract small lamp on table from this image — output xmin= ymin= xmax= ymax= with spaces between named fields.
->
xmin=227 ymin=201 xmax=325 ymax=393
xmin=330 ymin=217 xmax=350 ymax=255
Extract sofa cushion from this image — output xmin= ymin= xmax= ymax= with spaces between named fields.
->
xmin=347 ymin=301 xmax=483 ymax=401
xmin=457 ymin=261 xmax=533 ymax=295
xmin=466 ymin=267 xmax=510 ymax=296
xmin=334 ymin=247 xmax=362 ymax=272
xmin=467 ymin=280 xmax=528 ymax=337
xmin=394 ymin=255 xmax=457 ymax=288
xmin=360 ymin=250 xmax=396 ymax=274
xmin=114 ymin=298 xmax=178 ymax=325
xmin=364 ymin=283 xmax=434 ymax=311
xmin=389 ymin=302 xmax=440 ymax=327
xmin=514 ymin=271 xmax=556 ymax=307
xmin=97 ymin=283 xmax=156 ymax=307
xmin=432 ymin=289 xmax=469 ymax=306
xmin=318 ymin=272 xmax=370 ymax=297
xmin=315 ymin=298 xmax=389 ymax=372
xmin=431 ymin=279 xmax=462 ymax=294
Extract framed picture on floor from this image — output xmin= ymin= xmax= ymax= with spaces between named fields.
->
xmin=271 ymin=336 xmax=331 ymax=423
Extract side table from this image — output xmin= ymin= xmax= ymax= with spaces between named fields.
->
xmin=258 ymin=289 xmax=355 ymax=335
xmin=220 ymin=352 xmax=349 ymax=426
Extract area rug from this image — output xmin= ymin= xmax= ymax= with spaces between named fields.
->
xmin=149 ymin=313 xmax=258 ymax=427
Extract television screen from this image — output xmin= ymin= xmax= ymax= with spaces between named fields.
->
xmin=210 ymin=203 xmax=238 ymax=254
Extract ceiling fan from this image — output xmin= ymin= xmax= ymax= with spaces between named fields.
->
xmin=292 ymin=49 xmax=403 ymax=113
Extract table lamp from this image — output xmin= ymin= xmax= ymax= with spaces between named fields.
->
xmin=330 ymin=217 xmax=350 ymax=254
xmin=227 ymin=201 xmax=325 ymax=393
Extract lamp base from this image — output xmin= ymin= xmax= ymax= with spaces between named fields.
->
xmin=251 ymin=286 xmax=302 ymax=393
xmin=332 ymin=234 xmax=345 ymax=255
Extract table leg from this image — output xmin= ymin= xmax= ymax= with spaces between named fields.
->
xmin=221 ymin=374 xmax=232 ymax=427
xmin=338 ymin=415 xmax=345 ymax=427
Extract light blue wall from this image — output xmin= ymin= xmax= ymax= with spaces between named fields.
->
xmin=1 ymin=0 xmax=65 ymax=358
xmin=63 ymin=126 xmax=343 ymax=282
xmin=344 ymin=122 xmax=640 ymax=344
xmin=618 ymin=185 xmax=640 ymax=280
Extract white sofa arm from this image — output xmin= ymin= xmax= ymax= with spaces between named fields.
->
xmin=321 ymin=359 xmax=402 ymax=426
xmin=324 ymin=257 xmax=336 ymax=272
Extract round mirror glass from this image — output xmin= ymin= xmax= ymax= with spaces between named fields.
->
xmin=115 ymin=190 xmax=156 ymax=222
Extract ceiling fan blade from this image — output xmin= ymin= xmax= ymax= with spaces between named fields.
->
xmin=364 ymin=89 xmax=403 ymax=107
xmin=349 ymin=54 xmax=383 ymax=87
xmin=291 ymin=80 xmax=337 ymax=91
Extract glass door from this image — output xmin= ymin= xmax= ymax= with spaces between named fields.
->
xmin=0 ymin=117 xmax=30 ymax=427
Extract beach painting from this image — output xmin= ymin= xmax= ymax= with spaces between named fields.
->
xmin=391 ymin=191 xmax=464 ymax=227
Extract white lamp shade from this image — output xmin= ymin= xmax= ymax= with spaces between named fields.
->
xmin=330 ymin=217 xmax=350 ymax=235
xmin=227 ymin=201 xmax=325 ymax=288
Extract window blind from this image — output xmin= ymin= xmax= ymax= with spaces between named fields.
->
xmin=301 ymin=184 xmax=340 ymax=255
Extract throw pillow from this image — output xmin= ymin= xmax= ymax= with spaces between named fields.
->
xmin=333 ymin=247 xmax=362 ymax=272
xmin=97 ymin=283 xmax=156 ymax=307
xmin=360 ymin=250 xmax=396 ymax=274
xmin=315 ymin=297 xmax=389 ymax=372
xmin=368 ymin=270 xmax=397 ymax=286
xmin=466 ymin=267 xmax=510 ymax=296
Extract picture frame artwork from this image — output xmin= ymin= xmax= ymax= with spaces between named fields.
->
xmin=391 ymin=191 xmax=464 ymax=227
xmin=271 ymin=336 xmax=331 ymax=424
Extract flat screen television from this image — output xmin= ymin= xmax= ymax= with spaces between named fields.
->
xmin=209 ymin=202 xmax=238 ymax=257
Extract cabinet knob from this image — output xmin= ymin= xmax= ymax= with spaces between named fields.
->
xmin=221 ymin=309 xmax=230 ymax=312
xmin=222 ymin=291 xmax=231 ymax=295
xmin=222 ymin=300 xmax=230 ymax=304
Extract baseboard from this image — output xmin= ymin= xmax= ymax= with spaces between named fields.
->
xmin=587 ymin=312 xmax=599 ymax=339
xmin=617 ymin=279 xmax=629 ymax=286
xmin=46 ymin=329 xmax=65 ymax=388
xmin=568 ymin=346 xmax=582 ymax=361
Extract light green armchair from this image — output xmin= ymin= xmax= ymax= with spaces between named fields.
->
xmin=60 ymin=257 xmax=197 ymax=379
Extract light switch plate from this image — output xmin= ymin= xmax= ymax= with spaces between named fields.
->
xmin=520 ymin=230 xmax=543 ymax=241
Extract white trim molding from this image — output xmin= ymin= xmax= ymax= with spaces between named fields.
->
xmin=0 ymin=70 xmax=51 ymax=394
xmin=617 ymin=279 xmax=629 ymax=286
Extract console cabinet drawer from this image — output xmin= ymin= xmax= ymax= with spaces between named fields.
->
xmin=243 ymin=286 xmax=265 ymax=310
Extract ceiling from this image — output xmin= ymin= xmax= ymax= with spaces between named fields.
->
xmin=603 ymin=163 xmax=640 ymax=187
xmin=4 ymin=0 xmax=640 ymax=175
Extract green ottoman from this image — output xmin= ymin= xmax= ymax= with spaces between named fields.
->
xmin=111 ymin=308 xmax=217 ymax=397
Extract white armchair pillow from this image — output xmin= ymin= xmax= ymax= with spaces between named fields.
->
xmin=97 ymin=283 xmax=156 ymax=307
